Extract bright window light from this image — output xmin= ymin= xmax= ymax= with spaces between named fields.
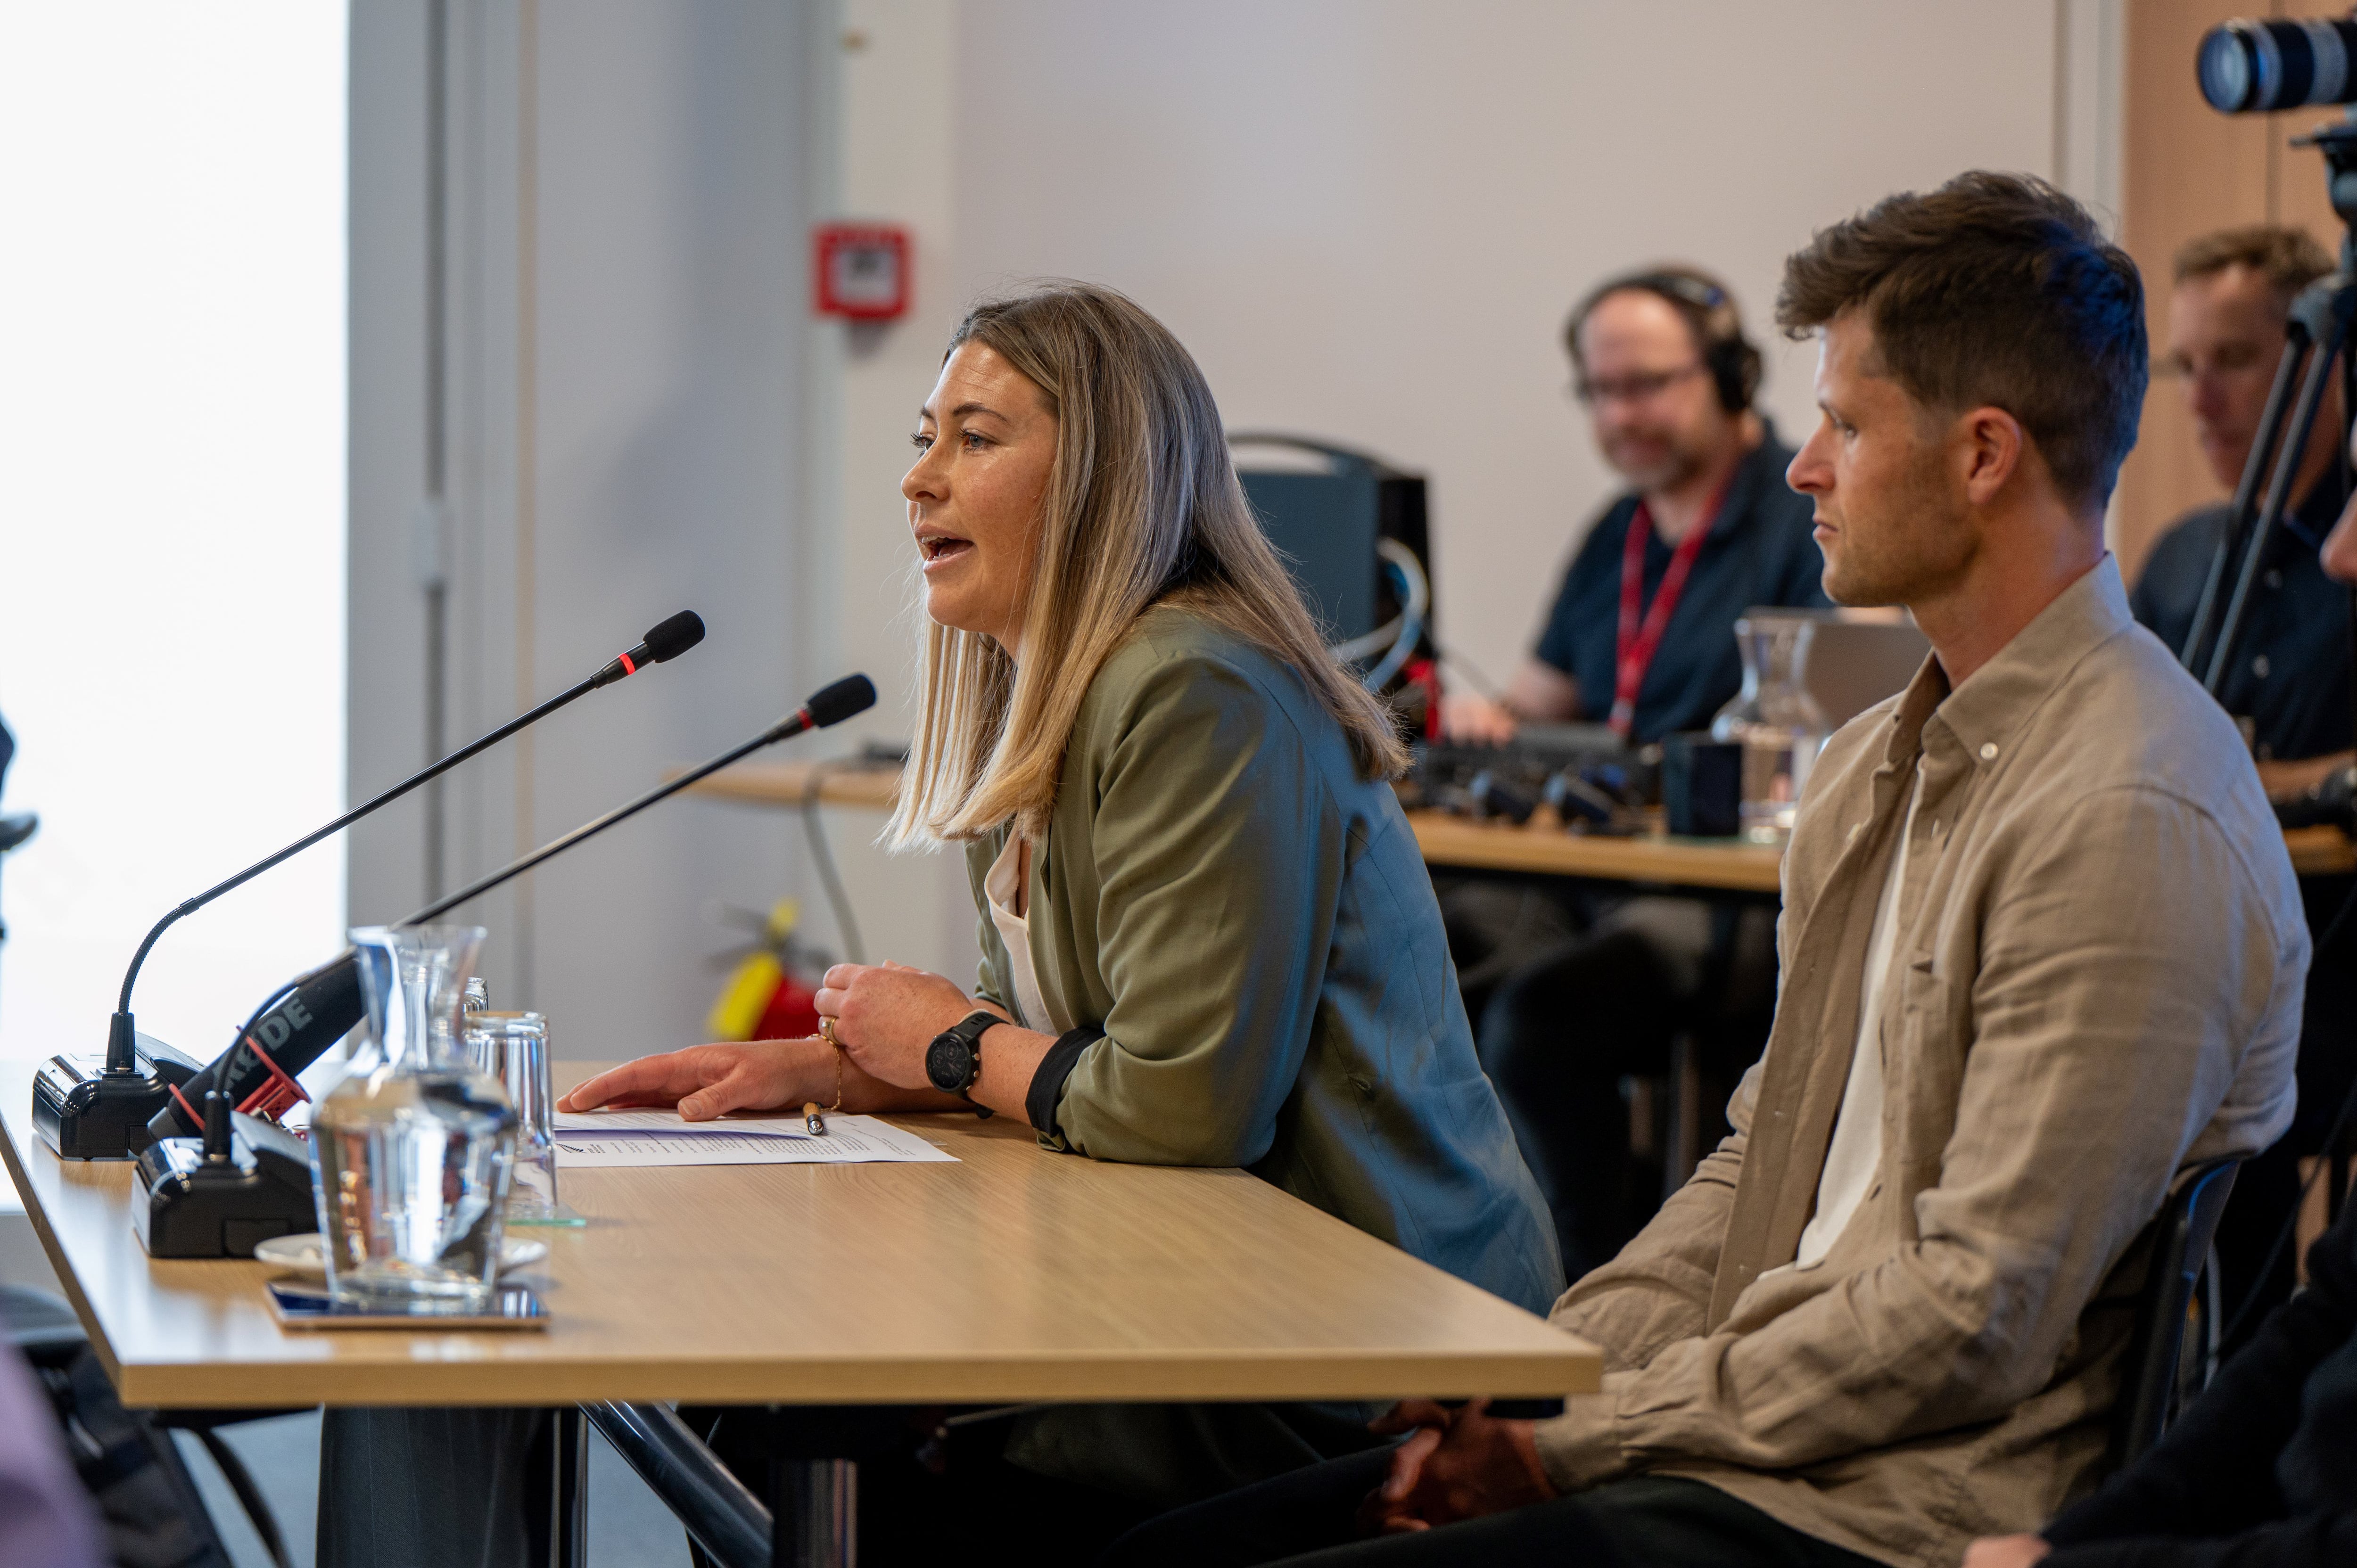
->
xmin=0 ymin=6 xmax=347 ymax=1083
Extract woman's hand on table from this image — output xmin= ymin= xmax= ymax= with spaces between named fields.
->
xmin=813 ymin=962 xmax=990 ymax=1090
xmin=558 ymin=1039 xmax=835 ymax=1121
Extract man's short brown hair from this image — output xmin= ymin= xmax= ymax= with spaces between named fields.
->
xmin=2172 ymin=224 xmax=2333 ymax=306
xmin=1777 ymin=171 xmax=2147 ymax=510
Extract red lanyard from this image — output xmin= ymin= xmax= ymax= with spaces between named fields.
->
xmin=1609 ymin=487 xmax=1725 ymax=737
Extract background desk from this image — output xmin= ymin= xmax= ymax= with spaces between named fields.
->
xmin=1409 ymin=813 xmax=2357 ymax=888
xmin=683 ymin=761 xmax=2357 ymax=891
xmin=1408 ymin=812 xmax=1785 ymax=894
xmin=684 ymin=759 xmax=900 ymax=813
xmin=0 ymin=1061 xmax=1596 ymax=1411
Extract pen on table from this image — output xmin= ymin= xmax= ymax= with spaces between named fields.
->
xmin=803 ymin=1100 xmax=827 ymax=1135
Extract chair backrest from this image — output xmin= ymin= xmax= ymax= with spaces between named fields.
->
xmin=2105 ymin=1156 xmax=2242 ymax=1470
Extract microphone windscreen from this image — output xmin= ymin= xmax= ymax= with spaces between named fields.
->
xmin=805 ymin=674 xmax=877 ymax=729
xmin=145 ymin=950 xmax=365 ymax=1142
xmin=643 ymin=611 xmax=706 ymax=663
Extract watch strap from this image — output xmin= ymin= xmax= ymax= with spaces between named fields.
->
xmin=946 ymin=1009 xmax=1000 ymax=1051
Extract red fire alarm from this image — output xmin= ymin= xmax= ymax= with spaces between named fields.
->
xmin=812 ymin=222 xmax=911 ymax=321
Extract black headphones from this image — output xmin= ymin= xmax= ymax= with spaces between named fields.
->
xmin=1568 ymin=269 xmax=1763 ymax=415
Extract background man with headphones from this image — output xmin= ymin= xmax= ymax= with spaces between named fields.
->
xmin=1439 ymin=266 xmax=1828 ymax=1277
xmin=1444 ymin=264 xmax=1827 ymax=745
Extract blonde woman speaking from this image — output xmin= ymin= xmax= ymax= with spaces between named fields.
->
xmin=562 ymin=280 xmax=1558 ymax=1546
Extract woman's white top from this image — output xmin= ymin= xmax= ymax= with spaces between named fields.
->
xmin=985 ymin=830 xmax=1068 ymax=1035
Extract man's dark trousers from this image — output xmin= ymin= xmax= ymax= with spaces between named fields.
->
xmin=1096 ymin=1447 xmax=1880 ymax=1568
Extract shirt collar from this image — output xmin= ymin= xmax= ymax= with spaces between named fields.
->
xmin=1881 ymin=555 xmax=2134 ymax=766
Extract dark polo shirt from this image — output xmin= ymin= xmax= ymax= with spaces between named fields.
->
xmin=1533 ymin=429 xmax=1828 ymax=744
xmin=2131 ymin=470 xmax=2355 ymax=763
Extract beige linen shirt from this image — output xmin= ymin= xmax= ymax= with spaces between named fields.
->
xmin=1533 ymin=558 xmax=2307 ymax=1567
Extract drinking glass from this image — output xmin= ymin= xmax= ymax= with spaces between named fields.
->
xmin=465 ymin=1011 xmax=560 ymax=1221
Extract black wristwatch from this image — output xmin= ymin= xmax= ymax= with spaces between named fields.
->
xmin=925 ymin=1009 xmax=1000 ymax=1098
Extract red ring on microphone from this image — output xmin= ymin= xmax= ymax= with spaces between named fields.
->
xmin=236 ymin=1034 xmax=311 ymax=1119
xmin=618 ymin=651 xmax=638 ymax=676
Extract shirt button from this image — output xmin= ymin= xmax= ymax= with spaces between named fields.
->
xmin=2254 ymin=655 xmax=2271 ymax=678
xmin=2265 ymin=569 xmax=2284 ymax=590
xmin=1978 ymin=742 xmax=1998 ymax=761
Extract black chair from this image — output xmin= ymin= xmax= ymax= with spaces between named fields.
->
xmin=4 ymin=1283 xmax=297 ymax=1568
xmin=2105 ymin=1156 xmax=2242 ymax=1471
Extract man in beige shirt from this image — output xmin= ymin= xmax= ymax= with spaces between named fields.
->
xmin=1105 ymin=173 xmax=2308 ymax=1568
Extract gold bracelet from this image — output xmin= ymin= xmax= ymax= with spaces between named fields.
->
xmin=825 ymin=1041 xmax=844 ymax=1114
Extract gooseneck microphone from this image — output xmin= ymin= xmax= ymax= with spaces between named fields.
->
xmin=107 ymin=611 xmax=705 ymax=1053
xmin=142 ymin=673 xmax=877 ymax=1145
xmin=593 ymin=609 xmax=706 ymax=688
xmin=405 ymin=673 xmax=877 ymax=926
xmin=37 ymin=612 xmax=706 ymax=1159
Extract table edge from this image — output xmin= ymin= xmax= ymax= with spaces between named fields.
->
xmin=107 ymin=1341 xmax=1603 ymax=1409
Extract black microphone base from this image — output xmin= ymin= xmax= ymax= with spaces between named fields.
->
xmin=133 ymin=1114 xmax=315 ymax=1258
xmin=35 ymin=1034 xmax=204 ymax=1160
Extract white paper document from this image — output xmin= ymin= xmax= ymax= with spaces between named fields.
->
xmin=550 ymin=1108 xmax=957 ymax=1168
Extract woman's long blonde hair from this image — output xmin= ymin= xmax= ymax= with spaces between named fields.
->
xmin=887 ymin=281 xmax=1407 ymax=848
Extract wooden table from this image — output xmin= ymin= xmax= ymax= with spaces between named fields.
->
xmin=0 ymin=1061 xmax=1596 ymax=1411
xmin=2287 ymin=824 xmax=2357 ymax=878
xmin=684 ymin=759 xmax=901 ymax=812
xmin=1408 ymin=810 xmax=1787 ymax=894
xmin=1413 ymin=813 xmax=2354 ymax=887
xmin=1409 ymin=812 xmax=2355 ymax=887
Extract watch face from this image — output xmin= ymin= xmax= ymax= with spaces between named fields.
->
xmin=926 ymin=1033 xmax=976 ymax=1093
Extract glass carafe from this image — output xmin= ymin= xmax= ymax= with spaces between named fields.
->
xmin=1711 ymin=613 xmax=1831 ymax=842
xmin=312 ymin=925 xmax=518 ymax=1309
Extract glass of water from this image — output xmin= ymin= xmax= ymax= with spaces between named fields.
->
xmin=312 ymin=925 xmax=517 ymax=1310
xmin=465 ymin=1011 xmax=560 ymax=1222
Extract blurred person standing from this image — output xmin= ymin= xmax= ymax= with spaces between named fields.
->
xmin=2133 ymin=226 xmax=2351 ymax=794
xmin=2134 ymin=226 xmax=2357 ymax=1331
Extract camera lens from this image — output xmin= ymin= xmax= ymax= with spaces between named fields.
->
xmin=2199 ymin=17 xmax=2357 ymax=114
xmin=2198 ymin=23 xmax=2259 ymax=112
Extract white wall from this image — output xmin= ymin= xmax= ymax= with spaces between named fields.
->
xmin=922 ymin=0 xmax=2074 ymax=691
xmin=349 ymin=0 xmax=835 ymax=1059
xmin=0 ymin=5 xmax=346 ymax=1067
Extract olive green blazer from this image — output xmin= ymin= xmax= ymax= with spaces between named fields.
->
xmin=967 ymin=606 xmax=1561 ymax=1315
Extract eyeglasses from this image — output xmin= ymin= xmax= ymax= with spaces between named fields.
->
xmin=1570 ymin=362 xmax=1708 ymax=408
xmin=2157 ymin=344 xmax=2276 ymax=381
